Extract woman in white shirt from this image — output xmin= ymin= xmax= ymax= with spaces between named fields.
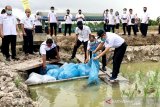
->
xmin=115 ymin=11 xmax=120 ymax=34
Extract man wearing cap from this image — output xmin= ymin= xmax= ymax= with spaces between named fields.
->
xmin=94 ymin=30 xmax=127 ymax=82
xmin=40 ymin=38 xmax=60 ymax=69
xmin=70 ymin=21 xmax=91 ymax=60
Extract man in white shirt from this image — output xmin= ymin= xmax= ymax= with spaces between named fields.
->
xmin=94 ymin=30 xmax=127 ymax=82
xmin=48 ymin=6 xmax=58 ymax=36
xmin=127 ymin=9 xmax=137 ymax=36
xmin=70 ymin=21 xmax=91 ymax=60
xmin=0 ymin=5 xmax=20 ymax=61
xmin=75 ymin=9 xmax=85 ymax=23
xmin=40 ymin=38 xmax=60 ymax=69
xmin=21 ymin=8 xmax=34 ymax=55
xmin=64 ymin=9 xmax=73 ymax=36
xmin=121 ymin=8 xmax=128 ymax=35
xmin=34 ymin=12 xmax=42 ymax=33
xmin=108 ymin=9 xmax=115 ymax=33
xmin=140 ymin=7 xmax=149 ymax=37
xmin=103 ymin=9 xmax=109 ymax=32
xmin=115 ymin=11 xmax=120 ymax=34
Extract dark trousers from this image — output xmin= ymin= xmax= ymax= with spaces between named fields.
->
xmin=127 ymin=25 xmax=137 ymax=36
xmin=108 ymin=25 xmax=115 ymax=33
xmin=3 ymin=35 xmax=16 ymax=58
xmin=50 ymin=23 xmax=57 ymax=36
xmin=71 ymin=40 xmax=88 ymax=60
xmin=64 ymin=24 xmax=72 ymax=36
xmin=35 ymin=26 xmax=43 ymax=33
xmin=104 ymin=23 xmax=109 ymax=32
xmin=140 ymin=23 xmax=148 ymax=36
xmin=135 ymin=24 xmax=139 ymax=32
xmin=90 ymin=48 xmax=106 ymax=67
xmin=1 ymin=38 xmax=4 ymax=55
xmin=46 ymin=46 xmax=59 ymax=59
xmin=58 ymin=28 xmax=62 ymax=33
xmin=159 ymin=24 xmax=160 ymax=34
xmin=112 ymin=42 xmax=127 ymax=78
xmin=23 ymin=29 xmax=33 ymax=54
xmin=122 ymin=23 xmax=127 ymax=35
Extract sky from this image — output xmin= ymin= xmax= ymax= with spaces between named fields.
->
xmin=0 ymin=0 xmax=160 ymax=19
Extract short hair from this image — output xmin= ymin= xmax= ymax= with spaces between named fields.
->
xmin=89 ymin=35 xmax=96 ymax=39
xmin=1 ymin=9 xmax=6 ymax=14
xmin=77 ymin=21 xmax=83 ymax=26
xmin=25 ymin=8 xmax=31 ymax=13
xmin=78 ymin=9 xmax=81 ymax=11
xmin=123 ymin=8 xmax=127 ymax=11
xmin=50 ymin=6 xmax=54 ymax=10
xmin=129 ymin=9 xmax=133 ymax=11
xmin=67 ymin=9 xmax=70 ymax=11
xmin=46 ymin=39 xmax=53 ymax=44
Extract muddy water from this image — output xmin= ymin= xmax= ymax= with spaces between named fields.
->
xmin=29 ymin=62 xmax=160 ymax=107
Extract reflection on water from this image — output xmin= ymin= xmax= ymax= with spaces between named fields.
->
xmin=29 ymin=62 xmax=160 ymax=107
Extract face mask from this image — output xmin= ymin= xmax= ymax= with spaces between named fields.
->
xmin=123 ymin=11 xmax=126 ymax=14
xmin=144 ymin=10 xmax=147 ymax=12
xmin=101 ymin=38 xmax=105 ymax=42
xmin=67 ymin=12 xmax=69 ymax=14
xmin=78 ymin=26 xmax=83 ymax=30
xmin=51 ymin=10 xmax=54 ymax=12
xmin=6 ymin=10 xmax=12 ymax=15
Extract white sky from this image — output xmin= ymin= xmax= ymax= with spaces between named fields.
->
xmin=0 ymin=0 xmax=160 ymax=19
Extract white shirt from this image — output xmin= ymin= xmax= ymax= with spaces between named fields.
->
xmin=48 ymin=11 xmax=57 ymax=23
xmin=108 ymin=13 xmax=115 ymax=25
xmin=0 ymin=14 xmax=18 ymax=36
xmin=34 ymin=15 xmax=42 ymax=26
xmin=115 ymin=15 xmax=120 ymax=24
xmin=75 ymin=25 xmax=91 ymax=42
xmin=127 ymin=14 xmax=136 ymax=25
xmin=104 ymin=32 xmax=125 ymax=48
xmin=64 ymin=14 xmax=73 ymax=24
xmin=40 ymin=41 xmax=57 ymax=55
xmin=21 ymin=16 xmax=34 ymax=29
xmin=0 ymin=14 xmax=6 ymax=24
xmin=103 ymin=13 xmax=108 ymax=20
xmin=76 ymin=13 xmax=85 ymax=22
xmin=121 ymin=13 xmax=128 ymax=23
xmin=141 ymin=12 xmax=149 ymax=24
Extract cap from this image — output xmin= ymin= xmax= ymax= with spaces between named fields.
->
xmin=97 ymin=30 xmax=105 ymax=38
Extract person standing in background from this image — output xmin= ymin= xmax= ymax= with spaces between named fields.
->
xmin=0 ymin=5 xmax=20 ymax=61
xmin=103 ymin=9 xmax=109 ymax=32
xmin=121 ymin=8 xmax=128 ymax=35
xmin=58 ymin=21 xmax=62 ymax=33
xmin=140 ymin=7 xmax=149 ymax=37
xmin=21 ymin=9 xmax=35 ymax=55
xmin=115 ymin=11 xmax=120 ymax=34
xmin=34 ymin=12 xmax=42 ymax=33
xmin=108 ymin=9 xmax=115 ymax=33
xmin=76 ymin=9 xmax=85 ymax=23
xmin=64 ymin=9 xmax=73 ymax=36
xmin=135 ymin=14 xmax=139 ymax=33
xmin=48 ymin=6 xmax=58 ymax=36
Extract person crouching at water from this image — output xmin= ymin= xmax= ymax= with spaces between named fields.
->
xmin=84 ymin=35 xmax=107 ymax=71
xmin=40 ymin=38 xmax=60 ymax=69
xmin=93 ymin=30 xmax=127 ymax=82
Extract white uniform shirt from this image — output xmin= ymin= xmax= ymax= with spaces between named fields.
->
xmin=141 ymin=12 xmax=149 ymax=24
xmin=115 ymin=15 xmax=120 ymax=24
xmin=34 ymin=15 xmax=42 ymax=26
xmin=21 ymin=16 xmax=34 ymax=29
xmin=48 ymin=11 xmax=57 ymax=23
xmin=64 ymin=14 xmax=73 ymax=24
xmin=75 ymin=25 xmax=91 ymax=42
xmin=40 ymin=41 xmax=57 ymax=55
xmin=0 ymin=14 xmax=6 ymax=24
xmin=76 ymin=13 xmax=85 ymax=22
xmin=108 ymin=13 xmax=115 ymax=25
xmin=104 ymin=32 xmax=124 ymax=48
xmin=121 ymin=13 xmax=128 ymax=23
xmin=127 ymin=14 xmax=136 ymax=25
xmin=103 ymin=13 xmax=108 ymax=20
xmin=0 ymin=14 xmax=18 ymax=36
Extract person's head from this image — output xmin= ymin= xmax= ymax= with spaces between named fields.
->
xmin=143 ymin=7 xmax=147 ymax=12
xmin=46 ymin=38 xmax=53 ymax=47
xmin=66 ymin=9 xmax=70 ymax=14
xmin=97 ymin=30 xmax=106 ymax=42
xmin=115 ymin=11 xmax=119 ymax=16
xmin=77 ymin=21 xmax=83 ymax=30
xmin=110 ymin=9 xmax=113 ymax=13
xmin=5 ymin=5 xmax=12 ymax=15
xmin=50 ymin=6 xmax=54 ymax=12
xmin=25 ymin=9 xmax=31 ymax=17
xmin=106 ymin=9 xmax=109 ymax=13
xmin=1 ymin=9 xmax=6 ymax=14
xmin=123 ymin=8 xmax=127 ymax=14
xmin=78 ymin=9 xmax=82 ymax=14
xmin=36 ymin=12 xmax=40 ymax=15
xmin=129 ymin=9 xmax=133 ymax=14
xmin=89 ymin=35 xmax=96 ymax=42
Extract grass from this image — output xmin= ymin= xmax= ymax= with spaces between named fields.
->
xmin=14 ymin=76 xmax=22 ymax=88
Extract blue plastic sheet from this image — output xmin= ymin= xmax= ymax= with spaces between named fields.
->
xmin=78 ymin=63 xmax=91 ymax=76
xmin=47 ymin=69 xmax=61 ymax=79
xmin=40 ymin=64 xmax=60 ymax=75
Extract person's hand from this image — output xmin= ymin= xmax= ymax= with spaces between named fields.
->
xmin=93 ymin=50 xmax=96 ymax=54
xmin=93 ymin=56 xmax=99 ymax=60
xmin=84 ymin=58 xmax=89 ymax=63
xmin=42 ymin=64 xmax=46 ymax=69
xmin=23 ymin=32 xmax=26 ymax=36
xmin=56 ymin=55 xmax=60 ymax=61
xmin=0 ymin=32 xmax=4 ymax=38
xmin=74 ymin=41 xmax=77 ymax=46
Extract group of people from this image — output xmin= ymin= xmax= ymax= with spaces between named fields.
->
xmin=103 ymin=7 xmax=150 ymax=37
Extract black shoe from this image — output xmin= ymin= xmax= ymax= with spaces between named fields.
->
xmin=102 ymin=66 xmax=106 ymax=72
xmin=12 ymin=57 xmax=19 ymax=61
xmin=6 ymin=57 xmax=11 ymax=61
xmin=122 ymin=34 xmax=126 ymax=35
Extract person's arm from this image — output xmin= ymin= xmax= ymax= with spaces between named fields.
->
xmin=42 ymin=55 xmax=46 ymax=69
xmin=55 ymin=47 xmax=60 ymax=60
xmin=94 ymin=46 xmax=110 ymax=60
xmin=93 ymin=42 xmax=104 ymax=53
xmin=0 ymin=24 xmax=3 ymax=38
xmin=21 ymin=23 xmax=26 ymax=36
xmin=16 ymin=24 xmax=20 ymax=37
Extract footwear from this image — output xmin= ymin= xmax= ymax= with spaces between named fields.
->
xmin=109 ymin=77 xmax=118 ymax=82
xmin=102 ymin=66 xmax=106 ymax=72
xmin=12 ymin=57 xmax=19 ymax=61
xmin=122 ymin=34 xmax=126 ymax=35
xmin=6 ymin=57 xmax=11 ymax=61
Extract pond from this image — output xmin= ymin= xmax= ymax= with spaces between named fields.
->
xmin=29 ymin=62 xmax=160 ymax=107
